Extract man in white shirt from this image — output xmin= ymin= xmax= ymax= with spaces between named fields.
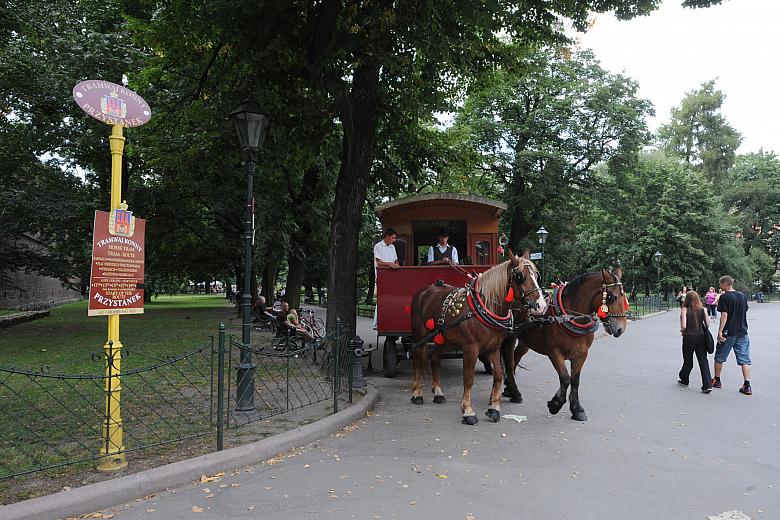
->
xmin=427 ymin=231 xmax=458 ymax=265
xmin=374 ymin=228 xmax=399 ymax=272
xmin=373 ymin=228 xmax=399 ymax=328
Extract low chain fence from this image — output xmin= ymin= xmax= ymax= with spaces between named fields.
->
xmin=0 ymin=341 xmax=215 ymax=480
xmin=0 ymin=317 xmax=361 ymax=482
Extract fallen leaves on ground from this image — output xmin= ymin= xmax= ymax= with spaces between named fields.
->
xmin=435 ymin=473 xmax=448 ymax=479
xmin=191 ymin=505 xmax=204 ymax=513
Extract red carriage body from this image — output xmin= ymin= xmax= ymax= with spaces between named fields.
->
xmin=373 ymin=193 xmax=506 ymax=376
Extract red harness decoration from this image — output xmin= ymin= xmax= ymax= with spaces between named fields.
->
xmin=467 ymin=278 xmax=513 ymax=330
xmin=550 ymin=285 xmax=600 ymax=337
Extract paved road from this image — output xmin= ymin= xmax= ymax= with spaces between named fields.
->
xmin=117 ymin=305 xmax=778 ymax=519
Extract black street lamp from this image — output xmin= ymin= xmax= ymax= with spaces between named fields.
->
xmin=230 ymin=101 xmax=270 ymax=413
xmin=654 ymin=250 xmax=662 ymax=298
xmin=536 ymin=226 xmax=549 ymax=289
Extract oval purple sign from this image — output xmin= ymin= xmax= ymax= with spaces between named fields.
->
xmin=72 ymin=80 xmax=151 ymax=127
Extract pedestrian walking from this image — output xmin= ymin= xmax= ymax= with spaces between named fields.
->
xmin=704 ymin=286 xmax=718 ymax=319
xmin=713 ymin=275 xmax=752 ymax=395
xmin=678 ymin=291 xmax=713 ymax=393
xmin=676 ymin=286 xmax=688 ymax=308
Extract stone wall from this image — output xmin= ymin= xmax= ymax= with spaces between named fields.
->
xmin=1 ymin=235 xmax=82 ymax=310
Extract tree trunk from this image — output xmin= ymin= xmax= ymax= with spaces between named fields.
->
xmin=261 ymin=256 xmax=279 ymax=304
xmin=325 ymin=61 xmax=381 ymax=337
xmin=285 ymin=254 xmax=305 ymax=309
xmin=285 ymin=165 xmax=319 ymax=309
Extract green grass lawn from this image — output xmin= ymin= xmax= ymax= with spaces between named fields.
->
xmin=0 ymin=309 xmax=15 ymax=317
xmin=0 ymin=295 xmax=240 ymax=371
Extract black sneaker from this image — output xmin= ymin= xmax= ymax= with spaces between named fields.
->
xmin=712 ymin=377 xmax=722 ymax=389
xmin=702 ymin=387 xmax=712 ymax=394
xmin=678 ymin=379 xmax=689 ymax=387
xmin=739 ymin=383 xmax=752 ymax=396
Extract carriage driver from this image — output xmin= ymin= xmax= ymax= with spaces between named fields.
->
xmin=427 ymin=230 xmax=459 ymax=265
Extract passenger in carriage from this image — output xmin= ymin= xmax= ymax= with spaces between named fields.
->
xmin=426 ymin=230 xmax=459 ymax=265
xmin=373 ymin=228 xmax=400 ymax=329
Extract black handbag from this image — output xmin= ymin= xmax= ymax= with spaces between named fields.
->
xmin=702 ymin=310 xmax=715 ymax=354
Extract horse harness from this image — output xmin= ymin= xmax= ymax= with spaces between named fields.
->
xmin=521 ymin=280 xmax=629 ymax=337
xmin=412 ymin=263 xmax=541 ymax=349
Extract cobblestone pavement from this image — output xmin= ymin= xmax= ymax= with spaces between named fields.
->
xmin=115 ymin=304 xmax=778 ymax=520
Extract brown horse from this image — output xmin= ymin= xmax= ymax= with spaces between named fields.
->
xmin=409 ymin=253 xmax=548 ymax=425
xmin=500 ymin=268 xmax=629 ymax=421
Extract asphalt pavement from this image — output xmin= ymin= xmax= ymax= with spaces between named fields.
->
xmin=113 ymin=304 xmax=778 ymax=520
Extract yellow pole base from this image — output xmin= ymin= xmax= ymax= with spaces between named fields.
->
xmin=97 ymin=451 xmax=128 ymax=472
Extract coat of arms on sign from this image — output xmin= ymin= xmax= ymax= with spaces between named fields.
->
xmin=109 ymin=200 xmax=135 ymax=237
xmin=101 ymin=90 xmax=127 ymax=118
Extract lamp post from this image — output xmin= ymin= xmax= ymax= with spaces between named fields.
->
xmin=654 ymin=250 xmax=662 ymax=298
xmin=230 ymin=101 xmax=270 ymax=413
xmin=536 ymin=226 xmax=549 ymax=289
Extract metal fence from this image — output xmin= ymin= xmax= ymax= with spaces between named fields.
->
xmin=627 ymin=295 xmax=670 ymax=320
xmin=224 ymin=319 xmax=352 ymax=431
xmin=0 ymin=318 xmax=359 ymax=481
xmin=0 ymin=341 xmax=215 ymax=480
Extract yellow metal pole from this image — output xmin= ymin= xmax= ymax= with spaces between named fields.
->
xmin=98 ymin=124 xmax=128 ymax=471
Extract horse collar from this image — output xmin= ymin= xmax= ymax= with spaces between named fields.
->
xmin=551 ymin=285 xmax=600 ymax=336
xmin=467 ymin=278 xmax=514 ymax=331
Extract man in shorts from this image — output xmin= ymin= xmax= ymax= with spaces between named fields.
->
xmin=713 ymin=275 xmax=752 ymax=395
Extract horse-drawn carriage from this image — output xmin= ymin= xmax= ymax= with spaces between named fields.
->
xmin=374 ymin=193 xmax=507 ymax=377
xmin=374 ymin=192 xmax=630 ymax=425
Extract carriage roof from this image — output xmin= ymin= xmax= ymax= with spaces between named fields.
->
xmin=374 ymin=192 xmax=507 ymax=221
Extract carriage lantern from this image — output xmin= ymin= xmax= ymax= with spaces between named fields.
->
xmin=230 ymin=100 xmax=270 ymax=413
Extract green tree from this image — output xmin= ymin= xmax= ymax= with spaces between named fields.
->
xmin=657 ymin=80 xmax=742 ymax=185
xmin=576 ymin=152 xmax=744 ymax=295
xmin=723 ymin=151 xmax=780 ymax=272
xmin=455 ymin=46 xmax=653 ymax=250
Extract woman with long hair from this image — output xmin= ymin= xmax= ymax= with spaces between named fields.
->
xmin=678 ymin=291 xmax=712 ymax=393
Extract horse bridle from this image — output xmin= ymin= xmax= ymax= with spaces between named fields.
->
xmin=510 ymin=262 xmax=544 ymax=312
xmin=598 ymin=280 xmax=628 ymax=335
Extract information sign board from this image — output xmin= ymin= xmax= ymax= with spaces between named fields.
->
xmin=88 ymin=209 xmax=145 ymax=316
xmin=72 ymin=80 xmax=151 ymax=127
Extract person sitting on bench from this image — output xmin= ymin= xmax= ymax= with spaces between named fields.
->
xmin=427 ymin=230 xmax=459 ymax=265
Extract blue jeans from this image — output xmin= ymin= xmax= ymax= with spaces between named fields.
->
xmin=715 ymin=334 xmax=751 ymax=365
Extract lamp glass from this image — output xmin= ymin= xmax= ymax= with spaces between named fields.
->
xmin=536 ymin=226 xmax=549 ymax=245
xmin=654 ymin=250 xmax=662 ymax=262
xmin=230 ymin=101 xmax=270 ymax=152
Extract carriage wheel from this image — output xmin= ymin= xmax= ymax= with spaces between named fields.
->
xmin=383 ymin=337 xmax=398 ymax=378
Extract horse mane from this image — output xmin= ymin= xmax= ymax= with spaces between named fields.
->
xmin=565 ymin=270 xmax=616 ymax=295
xmin=478 ymin=258 xmax=536 ymax=313
xmin=565 ymin=272 xmax=599 ymax=295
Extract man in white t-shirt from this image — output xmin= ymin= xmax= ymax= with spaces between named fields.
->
xmin=374 ymin=228 xmax=399 ymax=272
xmin=373 ymin=228 xmax=399 ymax=327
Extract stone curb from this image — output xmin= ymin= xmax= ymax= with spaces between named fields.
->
xmin=0 ymin=387 xmax=380 ymax=520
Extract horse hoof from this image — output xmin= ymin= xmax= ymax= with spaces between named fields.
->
xmin=410 ymin=396 xmax=424 ymax=405
xmin=547 ymin=400 xmax=562 ymax=415
xmin=461 ymin=415 xmax=479 ymax=425
xmin=509 ymin=393 xmax=523 ymax=404
xmin=433 ymin=395 xmax=446 ymax=404
xmin=485 ymin=409 xmax=500 ymax=422
xmin=571 ymin=410 xmax=588 ymax=421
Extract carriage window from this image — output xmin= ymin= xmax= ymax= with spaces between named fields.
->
xmin=475 ymin=240 xmax=490 ymax=265
xmin=393 ymin=239 xmax=407 ymax=266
